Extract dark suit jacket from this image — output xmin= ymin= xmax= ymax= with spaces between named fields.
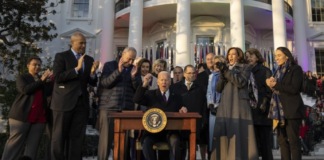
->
xmin=251 ymin=63 xmax=273 ymax=125
xmin=273 ymin=64 xmax=306 ymax=119
xmin=134 ymin=86 xmax=183 ymax=141
xmin=51 ymin=49 xmax=97 ymax=111
xmin=99 ymin=61 xmax=141 ymax=111
xmin=170 ymin=80 xmax=206 ymax=139
xmin=9 ymin=73 xmax=52 ymax=122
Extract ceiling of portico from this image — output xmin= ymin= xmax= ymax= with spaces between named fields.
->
xmin=114 ymin=2 xmax=293 ymax=30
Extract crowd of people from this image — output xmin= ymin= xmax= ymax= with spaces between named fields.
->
xmin=1 ymin=32 xmax=310 ymax=160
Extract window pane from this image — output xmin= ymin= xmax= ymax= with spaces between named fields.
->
xmin=84 ymin=0 xmax=89 ymax=3
xmin=79 ymin=4 xmax=83 ymax=10
xmin=73 ymin=4 xmax=78 ymax=10
xmin=84 ymin=4 xmax=89 ymax=10
xmin=84 ymin=11 xmax=88 ymax=17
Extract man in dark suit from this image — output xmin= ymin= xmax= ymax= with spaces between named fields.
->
xmin=134 ymin=71 xmax=188 ymax=160
xmin=98 ymin=47 xmax=141 ymax=160
xmin=171 ymin=64 xmax=207 ymax=160
xmin=50 ymin=33 xmax=99 ymax=160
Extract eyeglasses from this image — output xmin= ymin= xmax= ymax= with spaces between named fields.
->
xmin=30 ymin=63 xmax=41 ymax=67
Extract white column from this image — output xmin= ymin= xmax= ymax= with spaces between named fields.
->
xmin=293 ymin=0 xmax=308 ymax=70
xmin=99 ymin=0 xmax=115 ymax=65
xmin=230 ymin=0 xmax=245 ymax=50
xmin=272 ymin=0 xmax=287 ymax=49
xmin=175 ymin=0 xmax=191 ymax=67
xmin=128 ymin=0 xmax=143 ymax=57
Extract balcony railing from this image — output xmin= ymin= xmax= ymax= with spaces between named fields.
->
xmin=254 ymin=0 xmax=293 ymax=17
xmin=115 ymin=0 xmax=293 ymax=17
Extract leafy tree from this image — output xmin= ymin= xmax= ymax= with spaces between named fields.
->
xmin=0 ymin=0 xmax=64 ymax=133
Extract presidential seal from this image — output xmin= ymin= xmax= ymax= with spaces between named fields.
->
xmin=142 ymin=108 xmax=167 ymax=133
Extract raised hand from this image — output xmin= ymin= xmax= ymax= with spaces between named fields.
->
xmin=142 ymin=73 xmax=152 ymax=87
xmin=215 ymin=62 xmax=228 ymax=74
xmin=118 ymin=57 xmax=124 ymax=73
xmin=76 ymin=54 xmax=86 ymax=71
xmin=91 ymin=61 xmax=100 ymax=75
xmin=41 ymin=69 xmax=51 ymax=81
xmin=131 ymin=65 xmax=138 ymax=78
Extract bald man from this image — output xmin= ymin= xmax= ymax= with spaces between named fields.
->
xmin=98 ymin=47 xmax=141 ymax=160
xmin=51 ymin=33 xmax=99 ymax=160
xmin=134 ymin=71 xmax=187 ymax=160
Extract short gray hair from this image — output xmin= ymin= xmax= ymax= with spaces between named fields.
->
xmin=123 ymin=47 xmax=137 ymax=55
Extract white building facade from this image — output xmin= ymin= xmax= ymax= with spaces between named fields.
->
xmin=34 ymin=0 xmax=324 ymax=74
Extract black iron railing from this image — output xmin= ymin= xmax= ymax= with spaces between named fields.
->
xmin=254 ymin=0 xmax=293 ymax=17
xmin=115 ymin=0 xmax=293 ymax=17
xmin=115 ymin=0 xmax=131 ymax=13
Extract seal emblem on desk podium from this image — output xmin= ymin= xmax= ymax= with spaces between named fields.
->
xmin=142 ymin=108 xmax=167 ymax=133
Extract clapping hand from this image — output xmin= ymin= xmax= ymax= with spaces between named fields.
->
xmin=266 ymin=77 xmax=276 ymax=89
xmin=118 ymin=57 xmax=124 ymax=73
xmin=142 ymin=73 xmax=152 ymax=87
xmin=131 ymin=65 xmax=138 ymax=78
xmin=76 ymin=54 xmax=86 ymax=71
xmin=91 ymin=61 xmax=100 ymax=75
xmin=215 ymin=62 xmax=228 ymax=74
xmin=41 ymin=69 xmax=52 ymax=81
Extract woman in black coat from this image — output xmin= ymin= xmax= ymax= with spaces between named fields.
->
xmin=245 ymin=48 xmax=273 ymax=160
xmin=2 ymin=56 xmax=53 ymax=160
xmin=266 ymin=47 xmax=306 ymax=160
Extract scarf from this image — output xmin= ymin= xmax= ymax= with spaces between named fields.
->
xmin=268 ymin=60 xmax=290 ymax=131
xmin=248 ymin=72 xmax=258 ymax=109
xmin=211 ymin=71 xmax=221 ymax=104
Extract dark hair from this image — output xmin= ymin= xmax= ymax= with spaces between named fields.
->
xmin=245 ymin=48 xmax=264 ymax=64
xmin=26 ymin=56 xmax=42 ymax=64
xmin=174 ymin=66 xmax=183 ymax=72
xmin=276 ymin=47 xmax=296 ymax=65
xmin=226 ymin=47 xmax=246 ymax=64
xmin=184 ymin=65 xmax=195 ymax=73
xmin=198 ymin=63 xmax=207 ymax=70
xmin=137 ymin=58 xmax=152 ymax=74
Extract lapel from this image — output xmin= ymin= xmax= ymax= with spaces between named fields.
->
xmin=67 ymin=50 xmax=78 ymax=70
xmin=166 ymin=90 xmax=175 ymax=106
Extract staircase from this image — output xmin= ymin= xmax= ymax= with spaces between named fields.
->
xmin=310 ymin=140 xmax=324 ymax=156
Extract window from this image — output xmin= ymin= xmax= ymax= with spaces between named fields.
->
xmin=73 ymin=0 xmax=89 ymax=18
xmin=116 ymin=46 xmax=126 ymax=62
xmin=315 ymin=49 xmax=324 ymax=75
xmin=197 ymin=37 xmax=214 ymax=46
xmin=156 ymin=40 xmax=166 ymax=60
xmin=311 ymin=0 xmax=324 ymax=22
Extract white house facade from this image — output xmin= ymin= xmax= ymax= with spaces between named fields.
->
xmin=21 ymin=0 xmax=324 ymax=75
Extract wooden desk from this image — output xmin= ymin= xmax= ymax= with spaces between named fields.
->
xmin=109 ymin=111 xmax=201 ymax=160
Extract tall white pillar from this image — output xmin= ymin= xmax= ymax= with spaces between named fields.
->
xmin=293 ymin=0 xmax=308 ymax=70
xmin=128 ymin=0 xmax=143 ymax=57
xmin=100 ymin=0 xmax=115 ymax=65
xmin=175 ymin=0 xmax=191 ymax=67
xmin=272 ymin=0 xmax=287 ymax=49
xmin=230 ymin=0 xmax=245 ymax=51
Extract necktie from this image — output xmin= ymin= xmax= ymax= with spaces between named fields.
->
xmin=162 ymin=92 xmax=167 ymax=103
xmin=187 ymin=82 xmax=192 ymax=90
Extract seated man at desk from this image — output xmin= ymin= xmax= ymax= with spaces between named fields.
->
xmin=133 ymin=71 xmax=188 ymax=160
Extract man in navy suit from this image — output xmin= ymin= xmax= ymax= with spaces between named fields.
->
xmin=134 ymin=71 xmax=188 ymax=160
xmin=50 ymin=33 xmax=99 ymax=160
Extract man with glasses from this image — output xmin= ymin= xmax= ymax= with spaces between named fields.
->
xmin=171 ymin=64 xmax=207 ymax=160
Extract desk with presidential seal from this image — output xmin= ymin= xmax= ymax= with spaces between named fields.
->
xmin=108 ymin=109 xmax=201 ymax=160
